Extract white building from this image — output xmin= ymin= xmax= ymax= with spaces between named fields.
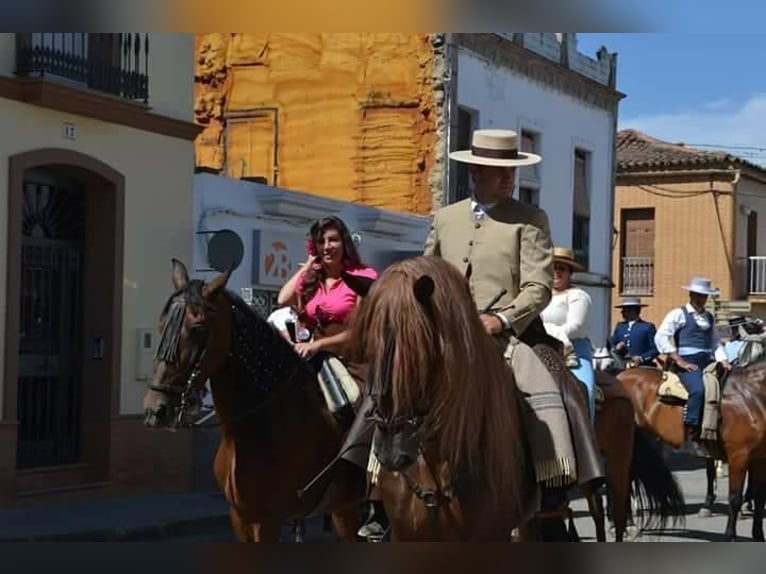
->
xmin=192 ymin=173 xmax=429 ymax=318
xmin=445 ymin=33 xmax=624 ymax=346
xmin=0 ymin=33 xmax=198 ymax=505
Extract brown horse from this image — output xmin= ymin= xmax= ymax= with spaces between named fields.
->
xmin=618 ymin=362 xmax=766 ymax=541
xmin=142 ymin=259 xmax=367 ymax=541
xmin=533 ymin=346 xmax=685 ymax=542
xmin=345 ymin=256 xmax=541 ymax=541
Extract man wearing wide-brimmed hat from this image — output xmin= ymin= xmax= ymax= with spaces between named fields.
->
xmin=610 ymin=296 xmax=659 ymax=368
xmin=423 ymin=128 xmax=604 ymax=496
xmin=655 ymin=277 xmax=729 ymax=446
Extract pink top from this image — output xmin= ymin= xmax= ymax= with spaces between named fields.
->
xmin=297 ymin=266 xmax=378 ymax=328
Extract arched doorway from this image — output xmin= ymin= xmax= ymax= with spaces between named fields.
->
xmin=17 ymin=169 xmax=86 ymax=469
xmin=5 ymin=149 xmax=124 ymax=494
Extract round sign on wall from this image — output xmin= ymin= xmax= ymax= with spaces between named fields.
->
xmin=207 ymin=229 xmax=244 ymax=272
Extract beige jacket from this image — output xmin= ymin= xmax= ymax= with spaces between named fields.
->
xmin=423 ymin=197 xmax=554 ymax=335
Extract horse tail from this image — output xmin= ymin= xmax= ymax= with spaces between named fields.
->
xmin=629 ymin=426 xmax=686 ymax=532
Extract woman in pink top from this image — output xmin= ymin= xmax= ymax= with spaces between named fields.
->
xmin=278 ymin=216 xmax=378 ymax=358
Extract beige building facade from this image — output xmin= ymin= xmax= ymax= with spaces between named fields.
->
xmin=0 ymin=33 xmax=201 ymax=506
xmin=612 ymin=129 xmax=766 ymax=331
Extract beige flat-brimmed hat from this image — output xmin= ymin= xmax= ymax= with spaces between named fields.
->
xmin=449 ymin=129 xmax=542 ymax=167
xmin=553 ymin=246 xmax=585 ymax=272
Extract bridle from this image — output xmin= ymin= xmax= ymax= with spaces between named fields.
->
xmin=148 ymin=286 xmax=307 ymax=430
xmin=149 ymin=353 xmax=207 ymax=429
xmin=366 ymin=331 xmax=458 ymax=541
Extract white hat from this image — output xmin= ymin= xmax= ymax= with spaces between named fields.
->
xmin=449 ymin=129 xmax=542 ymax=167
xmin=614 ymin=296 xmax=648 ymax=308
xmin=682 ymin=277 xmax=720 ymax=296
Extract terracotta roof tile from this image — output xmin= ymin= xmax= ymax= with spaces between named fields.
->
xmin=616 ymin=129 xmax=755 ymax=172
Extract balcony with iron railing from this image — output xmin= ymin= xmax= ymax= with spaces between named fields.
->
xmin=748 ymin=256 xmax=766 ymax=296
xmin=620 ymin=256 xmax=654 ymax=295
xmin=14 ymin=33 xmax=149 ymax=103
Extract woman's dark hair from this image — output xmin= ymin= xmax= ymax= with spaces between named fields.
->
xmin=300 ymin=216 xmax=362 ymax=307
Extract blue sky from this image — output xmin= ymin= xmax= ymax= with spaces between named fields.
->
xmin=576 ymin=33 xmax=766 ymax=164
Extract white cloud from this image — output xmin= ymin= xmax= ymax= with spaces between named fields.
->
xmin=619 ymin=94 xmax=766 ymax=166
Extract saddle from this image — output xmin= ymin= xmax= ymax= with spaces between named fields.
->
xmin=310 ymin=352 xmax=362 ymax=415
xmin=657 ymin=371 xmax=689 ymax=405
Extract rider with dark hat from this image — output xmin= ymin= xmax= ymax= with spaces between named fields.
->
xmin=610 ymin=297 xmax=659 ymax=368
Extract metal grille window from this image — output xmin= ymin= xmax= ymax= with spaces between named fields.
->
xmin=619 ymin=208 xmax=655 ymax=295
xmin=16 ymin=175 xmax=85 ymax=469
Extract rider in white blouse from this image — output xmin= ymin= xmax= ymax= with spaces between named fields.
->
xmin=541 ymin=247 xmax=596 ymax=424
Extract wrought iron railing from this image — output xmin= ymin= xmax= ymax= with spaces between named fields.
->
xmin=15 ymin=33 xmax=149 ymax=103
xmin=748 ymin=256 xmax=766 ymax=295
xmin=621 ymin=256 xmax=654 ymax=295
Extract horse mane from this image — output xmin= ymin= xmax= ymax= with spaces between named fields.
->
xmin=158 ymin=280 xmax=313 ymax=397
xmin=347 ymin=256 xmax=527 ymax=515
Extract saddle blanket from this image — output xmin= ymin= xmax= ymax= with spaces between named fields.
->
xmin=504 ymin=339 xmax=578 ymax=488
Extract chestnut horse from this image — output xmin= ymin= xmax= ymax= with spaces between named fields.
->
xmin=142 ymin=260 xmax=366 ymax=541
xmin=345 ymin=256 xmax=542 ymax=541
xmin=534 ymin=346 xmax=685 ymax=542
xmin=618 ymin=361 xmax=766 ymax=541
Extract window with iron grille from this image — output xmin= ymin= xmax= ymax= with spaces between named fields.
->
xmin=619 ymin=208 xmax=655 ymax=295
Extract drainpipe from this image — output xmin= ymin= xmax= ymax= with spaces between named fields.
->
xmin=442 ymin=33 xmax=456 ymax=209
xmin=730 ymin=169 xmax=742 ymax=298
xmin=605 ymin=56 xmax=620 ymax=341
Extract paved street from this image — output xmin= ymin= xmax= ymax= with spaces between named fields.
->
xmin=162 ymin=456 xmax=761 ymax=542
xmin=569 ymin=454 xmax=758 ymax=543
xmin=2 ymin=452 xmax=758 ymax=542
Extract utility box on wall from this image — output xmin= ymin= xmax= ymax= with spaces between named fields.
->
xmin=135 ymin=327 xmax=155 ymax=381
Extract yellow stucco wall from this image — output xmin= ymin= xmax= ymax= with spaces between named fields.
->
xmin=194 ymin=33 xmax=440 ymax=215
xmin=611 ymin=175 xmax=736 ymax=330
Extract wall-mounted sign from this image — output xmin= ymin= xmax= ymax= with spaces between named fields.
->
xmin=252 ymin=229 xmax=307 ymax=287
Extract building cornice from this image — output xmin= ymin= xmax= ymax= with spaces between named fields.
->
xmin=453 ymin=33 xmax=625 ymax=113
xmin=0 ymin=76 xmax=201 ymax=141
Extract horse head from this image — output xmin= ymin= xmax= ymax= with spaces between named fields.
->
xmin=143 ymin=258 xmax=234 ymax=429
xmin=348 ymin=256 xmax=525 ymax=515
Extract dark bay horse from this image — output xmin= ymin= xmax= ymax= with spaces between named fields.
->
xmin=345 ymin=256 xmax=540 ymax=541
xmin=618 ymin=361 xmax=766 ymax=541
xmin=142 ymin=259 xmax=366 ymax=541
xmin=534 ymin=346 xmax=685 ymax=542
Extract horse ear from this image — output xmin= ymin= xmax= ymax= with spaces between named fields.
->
xmin=342 ymin=271 xmax=375 ymax=297
xmin=203 ymin=265 xmax=233 ymax=299
xmin=413 ymin=275 xmax=435 ymax=306
xmin=172 ymin=258 xmax=189 ymax=290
